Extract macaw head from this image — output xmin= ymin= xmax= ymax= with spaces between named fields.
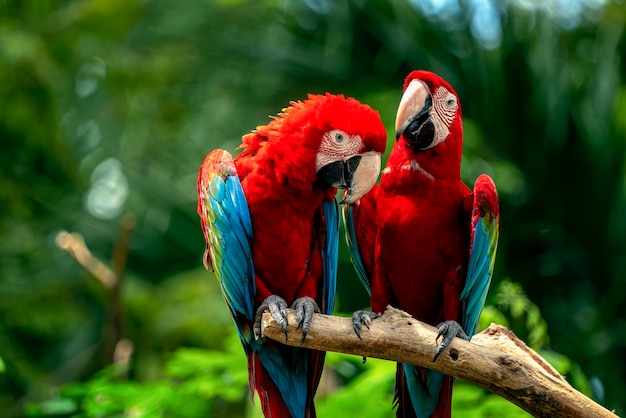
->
xmin=394 ymin=70 xmax=463 ymax=178
xmin=246 ymin=93 xmax=387 ymax=204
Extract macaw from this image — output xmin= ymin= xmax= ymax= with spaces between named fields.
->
xmin=197 ymin=93 xmax=387 ymax=418
xmin=345 ymin=70 xmax=500 ymax=418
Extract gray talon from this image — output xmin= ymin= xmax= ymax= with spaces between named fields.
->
xmin=292 ymin=296 xmax=320 ymax=343
xmin=254 ymin=295 xmax=289 ymax=342
xmin=433 ymin=320 xmax=469 ymax=362
xmin=351 ymin=310 xmax=381 ymax=340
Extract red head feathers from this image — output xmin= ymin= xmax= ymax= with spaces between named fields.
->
xmin=238 ymin=93 xmax=387 ymax=203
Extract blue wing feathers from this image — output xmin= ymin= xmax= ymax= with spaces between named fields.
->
xmin=206 ymin=171 xmax=255 ymax=325
xmin=343 ymin=205 xmax=371 ymax=294
xmin=461 ymin=176 xmax=499 ymax=337
xmin=322 ymin=199 xmax=339 ymax=315
xmin=229 ymin=178 xmax=253 ymax=234
xmin=462 ymin=219 xmax=492 ymax=336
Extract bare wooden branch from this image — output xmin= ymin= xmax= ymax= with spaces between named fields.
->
xmin=55 ymin=230 xmax=117 ymax=288
xmin=261 ymin=306 xmax=616 ymax=418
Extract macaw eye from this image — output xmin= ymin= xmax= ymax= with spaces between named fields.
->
xmin=445 ymin=94 xmax=456 ymax=108
xmin=331 ymin=130 xmax=346 ymax=144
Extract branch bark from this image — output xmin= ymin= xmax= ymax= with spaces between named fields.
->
xmin=261 ymin=306 xmax=616 ymax=418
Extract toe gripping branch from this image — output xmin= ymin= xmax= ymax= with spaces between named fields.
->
xmin=351 ymin=310 xmax=381 ymax=340
xmin=433 ymin=320 xmax=469 ymax=362
xmin=254 ymin=295 xmax=320 ymax=344
xmin=254 ymin=295 xmax=288 ymax=341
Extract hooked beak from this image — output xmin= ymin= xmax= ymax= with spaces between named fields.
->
xmin=316 ymin=151 xmax=381 ymax=204
xmin=395 ymin=80 xmax=435 ymax=151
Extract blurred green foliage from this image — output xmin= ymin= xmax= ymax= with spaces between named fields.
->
xmin=26 ymin=334 xmax=251 ymax=418
xmin=1 ymin=0 xmax=625 ymax=416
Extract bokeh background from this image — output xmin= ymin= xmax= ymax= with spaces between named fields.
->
xmin=2 ymin=0 xmax=626 ymax=416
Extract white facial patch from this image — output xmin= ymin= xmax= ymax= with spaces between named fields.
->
xmin=315 ymin=129 xmax=364 ymax=172
xmin=431 ymin=86 xmax=458 ymax=147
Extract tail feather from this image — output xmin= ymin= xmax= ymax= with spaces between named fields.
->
xmin=247 ymin=344 xmax=322 ymax=418
xmin=394 ymin=364 xmax=417 ymax=418
xmin=252 ymin=352 xmax=301 ymax=418
xmin=394 ymin=363 xmax=453 ymax=418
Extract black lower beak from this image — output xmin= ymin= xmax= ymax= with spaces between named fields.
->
xmin=398 ymin=94 xmax=435 ymax=151
xmin=317 ymin=156 xmax=362 ymax=189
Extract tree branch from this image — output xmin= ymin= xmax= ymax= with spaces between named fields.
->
xmin=55 ymin=215 xmax=136 ymax=370
xmin=55 ymin=230 xmax=117 ymax=288
xmin=261 ymin=306 xmax=616 ymax=418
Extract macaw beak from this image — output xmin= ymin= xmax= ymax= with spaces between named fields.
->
xmin=395 ymin=79 xmax=435 ymax=151
xmin=316 ymin=151 xmax=381 ymax=204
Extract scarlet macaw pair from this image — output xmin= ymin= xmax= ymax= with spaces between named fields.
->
xmin=197 ymin=71 xmax=500 ymax=418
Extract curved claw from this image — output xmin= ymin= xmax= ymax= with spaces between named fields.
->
xmin=292 ymin=296 xmax=320 ymax=344
xmin=351 ymin=310 xmax=381 ymax=340
xmin=254 ymin=295 xmax=289 ymax=342
xmin=433 ymin=320 xmax=469 ymax=362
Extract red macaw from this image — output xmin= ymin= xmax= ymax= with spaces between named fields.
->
xmin=197 ymin=93 xmax=387 ymax=418
xmin=345 ymin=70 xmax=500 ymax=418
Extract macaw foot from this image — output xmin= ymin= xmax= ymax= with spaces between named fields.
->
xmin=254 ymin=295 xmax=289 ymax=342
xmin=352 ymin=310 xmax=381 ymax=340
xmin=292 ymin=296 xmax=320 ymax=343
xmin=433 ymin=320 xmax=469 ymax=362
